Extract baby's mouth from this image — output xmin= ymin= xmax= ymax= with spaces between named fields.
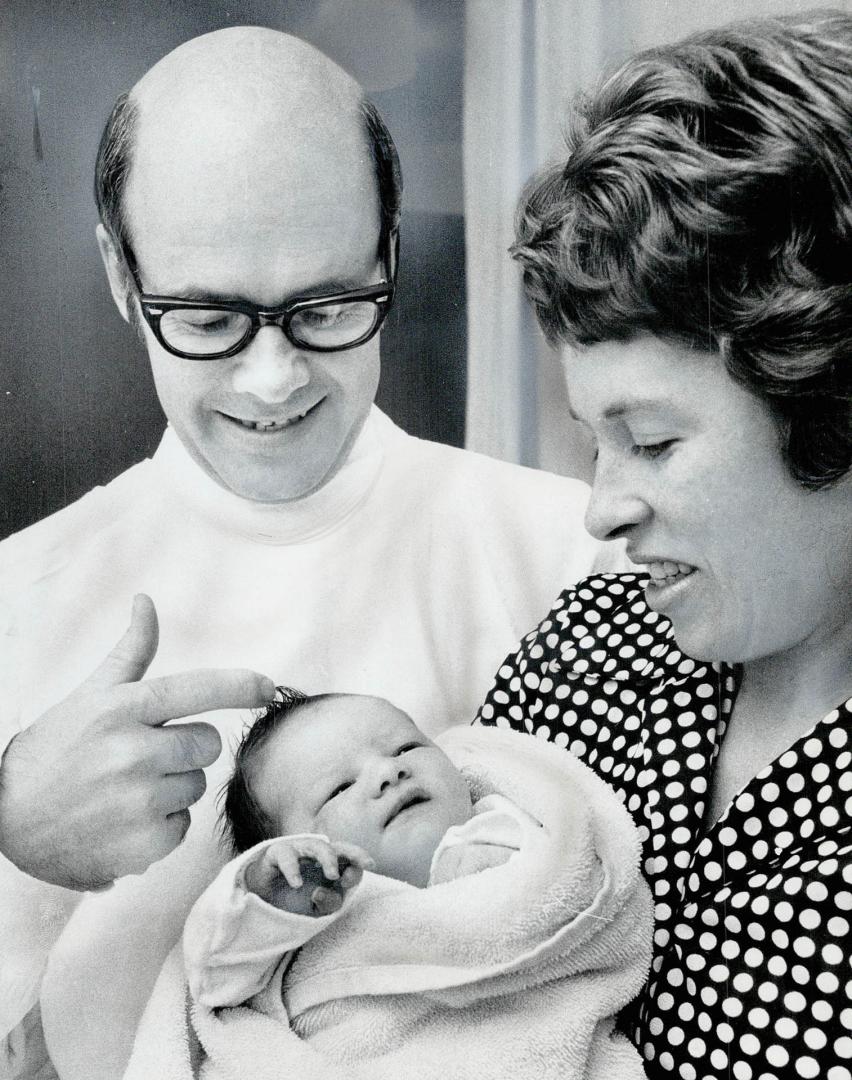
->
xmin=385 ymin=792 xmax=430 ymax=827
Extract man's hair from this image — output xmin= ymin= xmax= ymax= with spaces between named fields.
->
xmin=220 ymin=686 xmax=326 ymax=855
xmin=513 ymin=11 xmax=852 ymax=489
xmin=94 ymin=92 xmax=402 ymax=266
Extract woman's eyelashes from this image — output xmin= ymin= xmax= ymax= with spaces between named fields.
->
xmin=630 ymin=439 xmax=677 ymax=460
xmin=591 ymin=437 xmax=677 ymax=466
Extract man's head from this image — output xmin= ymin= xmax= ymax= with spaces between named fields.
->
xmin=95 ymin=28 xmax=401 ymax=503
xmin=223 ymin=689 xmax=473 ymax=888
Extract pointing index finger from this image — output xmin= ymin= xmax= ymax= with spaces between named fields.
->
xmin=117 ymin=669 xmax=275 ymax=726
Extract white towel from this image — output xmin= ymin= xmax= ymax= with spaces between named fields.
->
xmin=125 ymin=726 xmax=652 ymax=1080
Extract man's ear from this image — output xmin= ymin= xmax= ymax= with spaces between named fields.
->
xmin=96 ymin=223 xmax=132 ymax=322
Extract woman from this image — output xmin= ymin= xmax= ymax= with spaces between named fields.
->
xmin=478 ymin=12 xmax=851 ymax=1080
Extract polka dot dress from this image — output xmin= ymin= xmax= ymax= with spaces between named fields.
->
xmin=476 ymin=573 xmax=852 ymax=1080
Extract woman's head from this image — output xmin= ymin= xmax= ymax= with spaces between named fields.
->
xmin=514 ymin=11 xmax=851 ymax=489
xmin=564 ymin=333 xmax=851 ymax=665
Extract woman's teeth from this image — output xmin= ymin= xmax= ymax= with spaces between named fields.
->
xmin=646 ymin=560 xmax=695 ymax=583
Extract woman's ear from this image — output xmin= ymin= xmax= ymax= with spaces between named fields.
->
xmin=96 ymin=224 xmax=132 ymax=322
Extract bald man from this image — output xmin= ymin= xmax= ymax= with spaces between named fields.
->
xmin=0 ymin=28 xmax=619 ymax=1079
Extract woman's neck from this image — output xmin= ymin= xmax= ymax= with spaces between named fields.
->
xmin=704 ymin=618 xmax=851 ymax=830
xmin=738 ymin=617 xmax=852 ymax=736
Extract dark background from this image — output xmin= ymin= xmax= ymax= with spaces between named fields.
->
xmin=0 ymin=0 xmax=466 ymax=539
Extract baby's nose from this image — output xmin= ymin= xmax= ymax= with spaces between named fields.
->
xmin=378 ymin=764 xmax=410 ymax=793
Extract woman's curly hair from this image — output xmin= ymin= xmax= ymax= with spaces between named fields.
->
xmin=513 ymin=11 xmax=851 ymax=488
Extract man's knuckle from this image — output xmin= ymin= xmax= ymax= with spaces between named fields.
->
xmin=167 ymin=727 xmax=200 ymax=771
xmin=168 ymin=809 xmax=192 ymax=845
xmin=141 ymin=679 xmax=171 ymax=712
xmin=191 ymin=767 xmax=208 ymax=801
xmin=178 ymin=769 xmax=207 ymax=808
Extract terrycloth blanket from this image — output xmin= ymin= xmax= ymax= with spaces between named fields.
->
xmin=124 ymin=726 xmax=652 ymax=1080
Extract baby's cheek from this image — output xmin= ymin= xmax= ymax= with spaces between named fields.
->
xmin=317 ymin=806 xmax=360 ymax=847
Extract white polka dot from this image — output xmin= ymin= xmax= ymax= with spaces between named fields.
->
xmin=775 ymin=1017 xmax=798 ymax=1040
xmin=835 ymin=1036 xmax=852 ymax=1059
xmin=766 ymin=1044 xmax=790 ymax=1068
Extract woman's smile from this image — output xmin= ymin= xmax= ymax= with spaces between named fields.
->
xmin=640 ymin=561 xmax=697 ymax=614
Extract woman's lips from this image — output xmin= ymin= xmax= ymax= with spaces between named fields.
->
xmin=645 ymin=560 xmax=695 ymax=585
xmin=641 ymin=560 xmax=697 ymax=612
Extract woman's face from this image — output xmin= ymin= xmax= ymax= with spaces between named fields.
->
xmin=564 ymin=335 xmax=852 ymax=665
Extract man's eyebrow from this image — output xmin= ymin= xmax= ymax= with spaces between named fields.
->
xmin=153 ymin=277 xmax=379 ymax=306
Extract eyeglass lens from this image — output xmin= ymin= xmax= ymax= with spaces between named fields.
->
xmin=158 ymin=300 xmax=383 ymax=356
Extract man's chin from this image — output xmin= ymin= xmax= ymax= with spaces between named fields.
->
xmin=214 ymin=469 xmax=330 ymax=504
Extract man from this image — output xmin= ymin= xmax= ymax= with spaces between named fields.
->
xmin=0 ymin=27 xmax=618 ymax=1080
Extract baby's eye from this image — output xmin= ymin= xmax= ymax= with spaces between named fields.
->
xmin=395 ymin=742 xmax=422 ymax=755
xmin=327 ymin=780 xmax=353 ymax=801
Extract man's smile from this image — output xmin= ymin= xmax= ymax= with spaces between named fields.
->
xmin=218 ymin=398 xmax=323 ymax=433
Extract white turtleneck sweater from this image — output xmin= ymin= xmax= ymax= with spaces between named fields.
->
xmin=0 ymin=408 xmax=619 ymax=1080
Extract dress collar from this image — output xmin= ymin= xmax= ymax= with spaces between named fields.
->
xmin=150 ymin=406 xmax=392 ymax=545
xmin=550 ymin=573 xmax=712 ymax=684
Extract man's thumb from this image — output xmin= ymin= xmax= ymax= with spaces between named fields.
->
xmin=84 ymin=594 xmax=160 ymax=688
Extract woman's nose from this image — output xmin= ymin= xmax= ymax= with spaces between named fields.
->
xmin=584 ymin=456 xmax=650 ymax=542
xmin=230 ymin=326 xmax=310 ymax=402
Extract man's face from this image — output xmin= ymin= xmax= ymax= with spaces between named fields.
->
xmin=116 ymin=109 xmax=384 ymax=503
xmin=253 ymin=696 xmax=473 ymax=888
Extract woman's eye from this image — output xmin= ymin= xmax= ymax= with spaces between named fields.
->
xmin=327 ymin=780 xmax=353 ymax=801
xmin=631 ymin=440 xmax=676 ymax=460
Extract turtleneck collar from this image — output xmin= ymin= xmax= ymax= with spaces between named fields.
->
xmin=150 ymin=406 xmax=391 ymax=545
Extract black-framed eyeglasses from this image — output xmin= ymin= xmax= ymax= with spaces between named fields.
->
xmin=119 ymin=231 xmax=398 ymax=361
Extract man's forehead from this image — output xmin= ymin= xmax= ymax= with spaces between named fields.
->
xmin=125 ymin=26 xmax=377 ymax=257
xmin=132 ymin=27 xmax=359 ymax=121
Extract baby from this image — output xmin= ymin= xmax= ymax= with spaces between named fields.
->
xmin=126 ymin=690 xmax=653 ymax=1080
xmin=217 ymin=687 xmax=514 ymax=918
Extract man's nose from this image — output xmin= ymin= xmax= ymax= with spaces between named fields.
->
xmin=230 ymin=326 xmax=310 ymax=402
xmin=584 ymin=453 xmax=650 ymax=542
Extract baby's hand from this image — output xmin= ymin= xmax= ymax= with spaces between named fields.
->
xmin=244 ymin=837 xmax=374 ymax=917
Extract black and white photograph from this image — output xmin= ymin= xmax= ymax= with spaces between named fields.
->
xmin=1 ymin=2 xmax=850 ymax=1077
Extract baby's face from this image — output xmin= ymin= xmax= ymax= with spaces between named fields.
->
xmin=251 ymin=696 xmax=473 ymax=887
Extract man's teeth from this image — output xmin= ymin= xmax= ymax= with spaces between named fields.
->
xmin=237 ymin=411 xmax=308 ymax=431
xmin=646 ymin=560 xmax=695 ymax=583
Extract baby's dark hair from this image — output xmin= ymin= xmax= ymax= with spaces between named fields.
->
xmin=220 ymin=686 xmax=326 ymax=855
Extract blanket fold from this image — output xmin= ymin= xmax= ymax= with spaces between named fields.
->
xmin=125 ymin=726 xmax=652 ymax=1080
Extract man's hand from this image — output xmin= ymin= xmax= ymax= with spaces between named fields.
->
xmin=243 ymin=837 xmax=373 ymax=917
xmin=0 ymin=594 xmax=274 ymax=891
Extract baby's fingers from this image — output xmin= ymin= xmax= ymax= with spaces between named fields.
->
xmin=339 ymin=863 xmax=365 ymax=891
xmin=311 ymin=885 xmax=344 ymax=917
xmin=333 ymin=841 xmax=375 ymax=873
xmin=271 ymin=844 xmax=305 ymax=888
xmin=297 ymin=838 xmax=341 ymax=882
